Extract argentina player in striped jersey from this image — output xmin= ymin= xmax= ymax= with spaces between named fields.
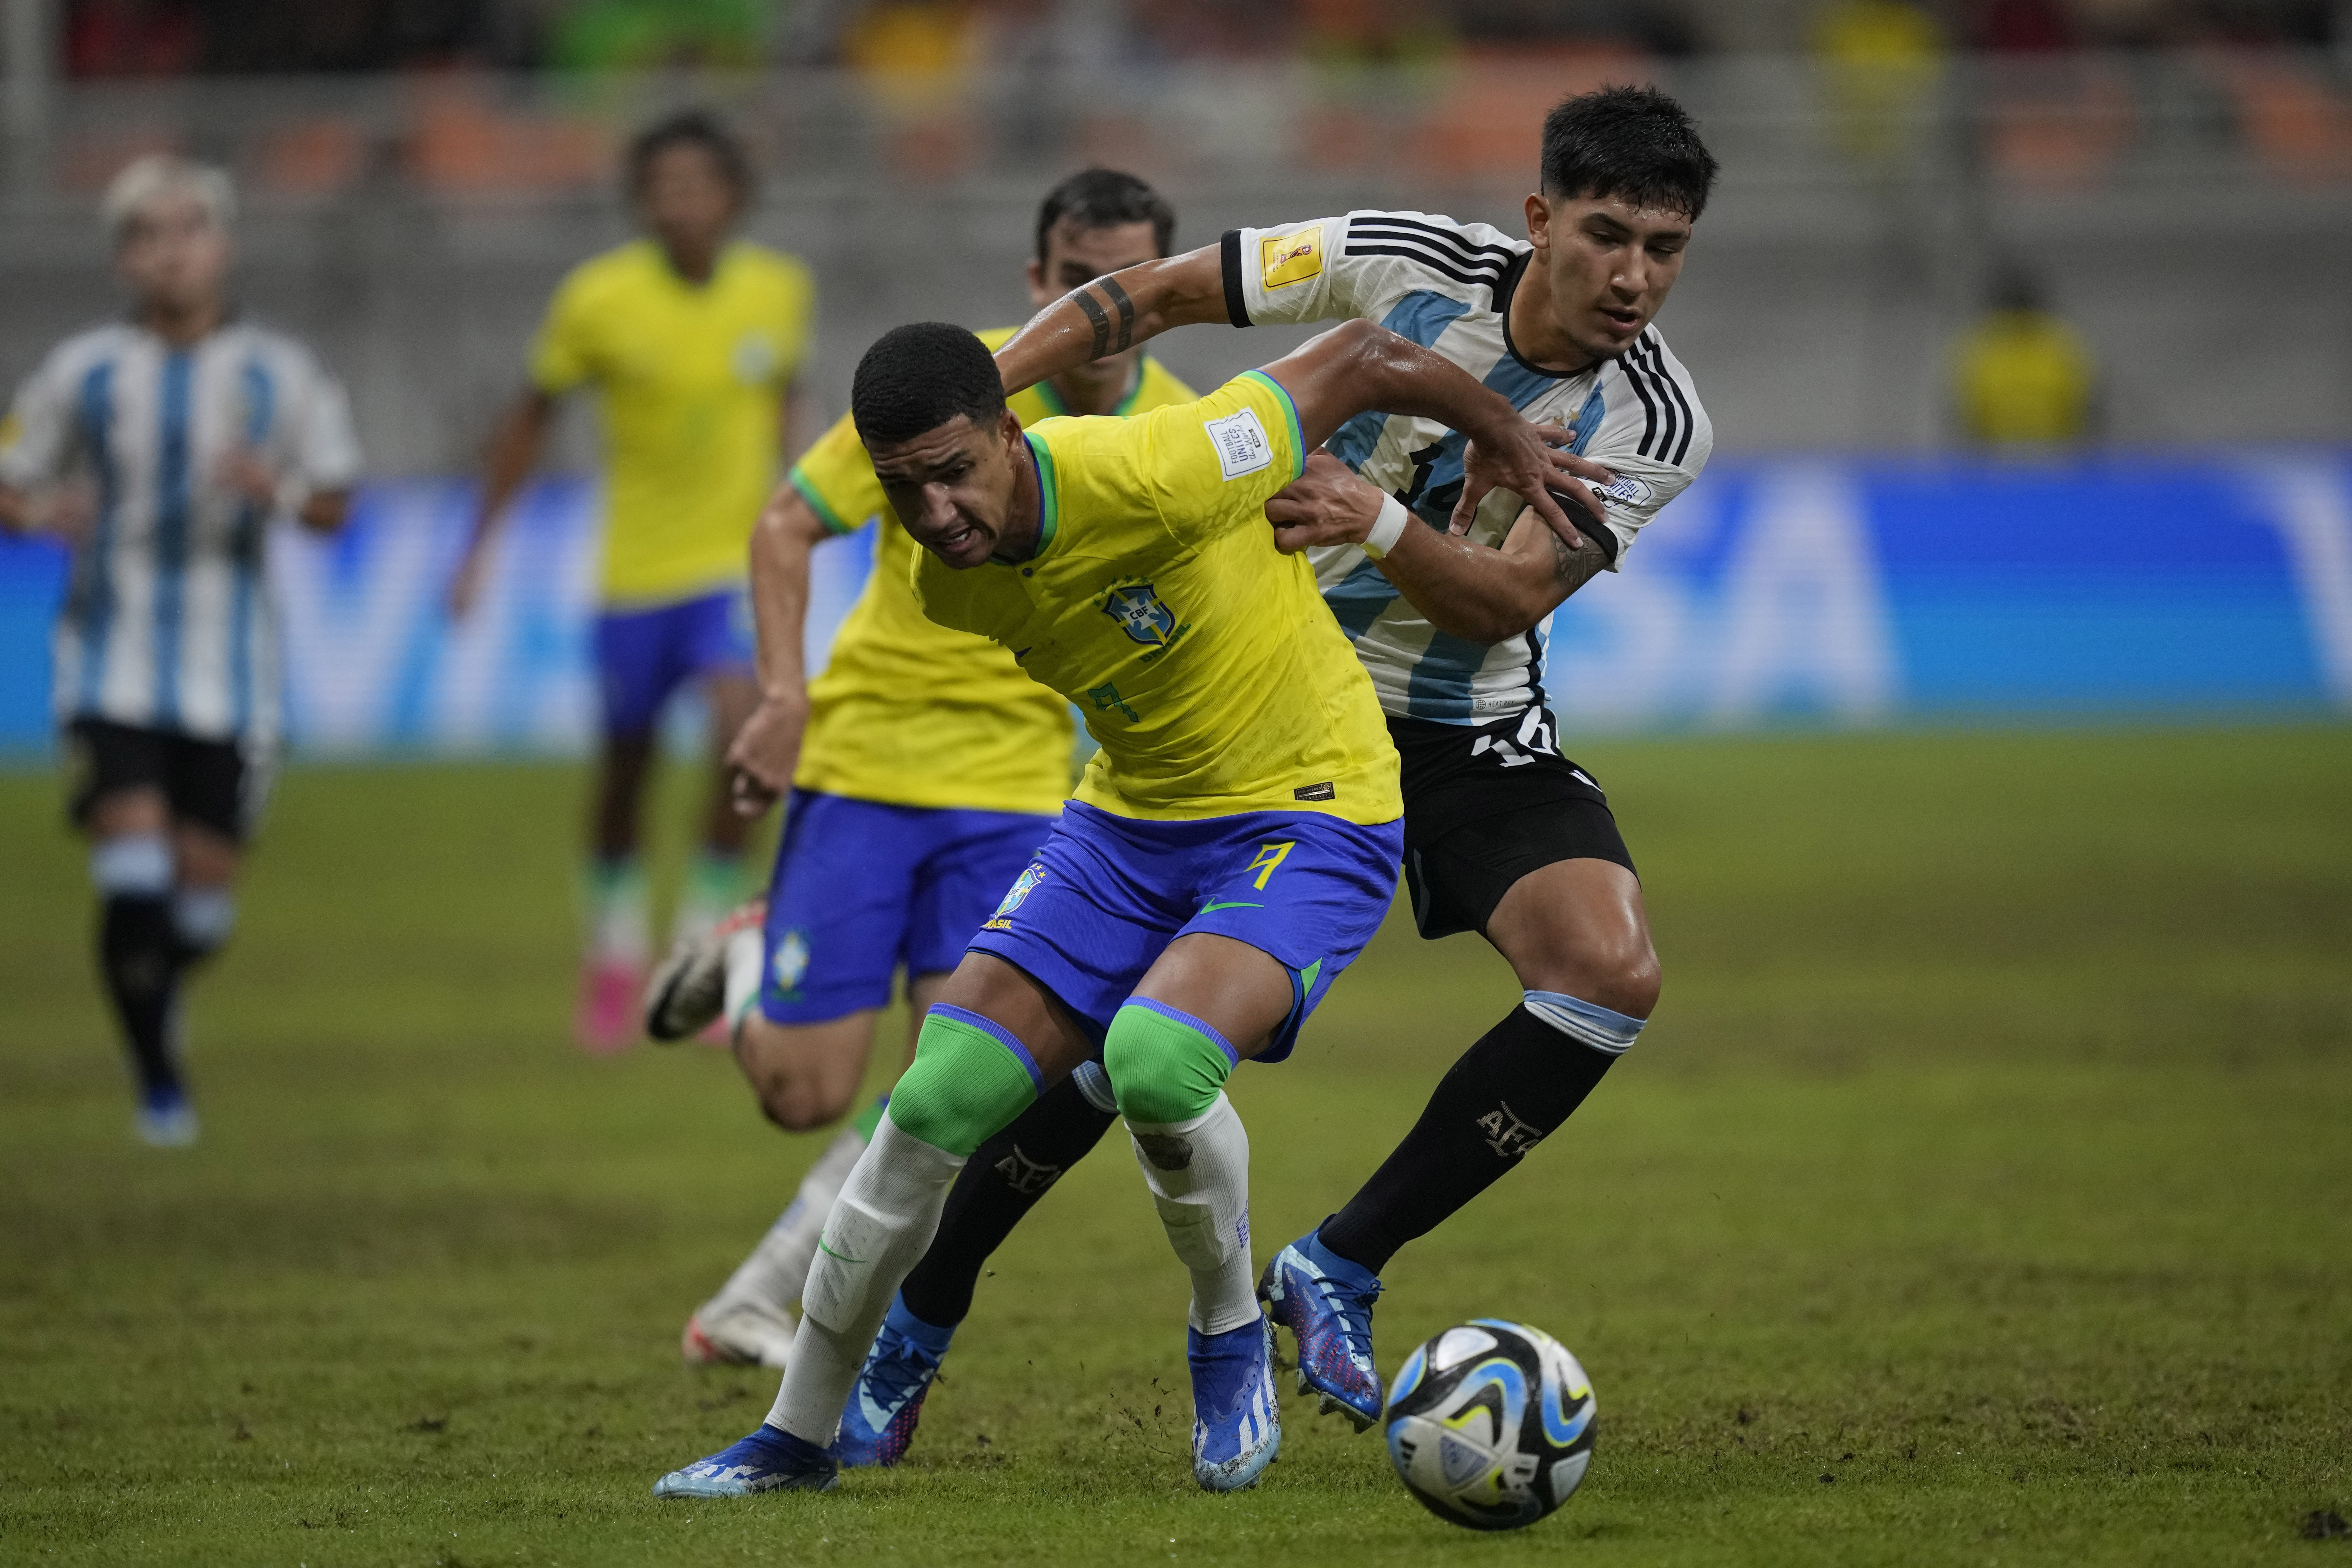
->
xmin=0 ymin=157 xmax=359 ymax=1146
xmin=838 ymin=86 xmax=1716 ymax=1440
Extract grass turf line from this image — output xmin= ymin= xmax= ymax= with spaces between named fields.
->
xmin=0 ymin=726 xmax=2346 ymax=1566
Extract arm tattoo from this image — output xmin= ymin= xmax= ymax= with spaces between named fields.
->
xmin=1072 ymin=287 xmax=1111 ymax=361
xmin=1099 ymin=276 xmax=1137 ymax=352
xmin=1549 ymin=525 xmax=1609 ymax=594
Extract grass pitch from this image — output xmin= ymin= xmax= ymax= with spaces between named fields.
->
xmin=1 ymin=725 xmax=2347 ymax=1567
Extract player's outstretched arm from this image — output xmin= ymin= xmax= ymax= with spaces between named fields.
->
xmin=1267 ymin=451 xmax=1609 ymax=643
xmin=992 ymin=244 xmax=1229 ymax=397
xmin=725 ymin=481 xmax=829 ymax=818
xmin=446 ymin=387 xmax=555 ymax=618
xmin=1257 ymin=320 xmax=1582 ymax=546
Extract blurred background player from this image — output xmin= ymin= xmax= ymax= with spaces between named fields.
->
xmin=832 ymin=84 xmax=1716 ymax=1455
xmin=0 ymin=155 xmax=359 ymax=1146
xmin=1950 ymin=262 xmax=2100 ymax=448
xmin=448 ymin=109 xmax=816 ymax=1052
xmin=644 ymin=169 xmax=1195 ymax=1371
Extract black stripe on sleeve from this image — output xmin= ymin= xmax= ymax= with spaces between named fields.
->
xmin=1651 ymin=344 xmax=1700 ymax=466
xmin=1632 ymin=342 xmax=1679 ymax=467
xmin=1347 ymin=215 xmax=1519 ymax=266
xmin=1340 ymin=244 xmax=1506 ymax=295
xmin=1220 ymin=230 xmax=1250 ymax=327
xmin=1620 ymin=350 xmax=1662 ymax=459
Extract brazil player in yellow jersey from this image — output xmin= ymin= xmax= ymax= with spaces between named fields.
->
xmin=640 ymin=171 xmax=1195 ymax=1373
xmin=447 ymin=110 xmax=816 ymax=1051
xmin=652 ymin=315 xmax=1573 ymax=1498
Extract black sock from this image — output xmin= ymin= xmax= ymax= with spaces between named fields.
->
xmin=898 ymin=1073 xmax=1120 ymax=1328
xmin=1318 ymin=1004 xmax=1617 ymax=1274
xmin=100 ymin=894 xmax=184 ymax=1098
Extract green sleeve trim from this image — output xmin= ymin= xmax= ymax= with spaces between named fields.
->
xmin=1240 ymin=369 xmax=1307 ymax=480
xmin=789 ymin=467 xmax=858 ymax=536
xmin=1023 ymin=431 xmax=1060 ymax=558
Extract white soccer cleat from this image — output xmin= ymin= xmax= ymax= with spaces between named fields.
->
xmin=682 ymin=1299 xmax=798 ymax=1370
xmin=643 ymin=898 xmax=765 ymax=1043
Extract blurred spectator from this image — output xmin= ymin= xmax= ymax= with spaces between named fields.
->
xmin=1453 ymin=0 xmax=1698 ymax=55
xmin=547 ymin=0 xmax=768 ymax=70
xmin=66 ymin=0 xmax=201 ymax=76
xmin=1950 ymin=265 xmax=2099 ymax=447
xmin=1971 ymin=0 xmax=2076 ymax=50
xmin=1813 ymin=0 xmax=1946 ymax=165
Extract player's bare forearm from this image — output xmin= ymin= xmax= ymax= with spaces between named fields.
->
xmin=469 ymin=389 xmax=555 ymax=543
xmin=728 ymin=482 xmax=825 ymax=814
xmin=994 ymin=246 xmax=1229 ymax=395
xmin=747 ymin=483 xmax=826 ymax=702
xmin=1268 ymin=452 xmax=1605 ymax=643
xmin=1261 ymin=320 xmax=1530 ymax=461
xmin=0 ymin=484 xmax=31 ymax=535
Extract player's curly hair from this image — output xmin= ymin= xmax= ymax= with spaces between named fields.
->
xmin=852 ymin=323 xmax=1007 ymax=449
xmin=625 ymin=109 xmax=752 ymax=200
xmin=1540 ymin=84 xmax=1719 ymax=221
xmin=1034 ymin=169 xmax=1176 ymax=264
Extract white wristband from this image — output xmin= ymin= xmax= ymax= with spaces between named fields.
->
xmin=1362 ymin=493 xmax=1410 ymax=560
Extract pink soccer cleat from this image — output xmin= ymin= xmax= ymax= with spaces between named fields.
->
xmin=574 ymin=956 xmax=644 ymax=1054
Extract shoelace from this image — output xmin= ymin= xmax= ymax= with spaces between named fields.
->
xmin=1307 ymin=1269 xmax=1382 ymax=1367
xmin=862 ymin=1336 xmax=940 ymax=1415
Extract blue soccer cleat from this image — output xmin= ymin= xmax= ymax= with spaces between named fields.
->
xmin=1259 ymin=1226 xmax=1383 ymax=1431
xmin=652 ymin=1424 xmax=838 ymax=1498
xmin=834 ymin=1294 xmax=955 ymax=1467
xmin=134 ymin=1083 xmax=198 ymax=1148
xmin=1189 ymin=1316 xmax=1281 ymax=1492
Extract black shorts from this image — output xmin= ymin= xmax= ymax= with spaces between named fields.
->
xmin=1392 ymin=709 xmax=1636 ymax=941
xmin=64 ymin=718 xmax=270 ymax=843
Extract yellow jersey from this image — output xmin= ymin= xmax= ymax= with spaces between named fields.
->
xmin=915 ymin=371 xmax=1401 ymax=826
xmin=1953 ymin=309 xmax=2096 ymax=446
xmin=789 ymin=329 xmax=1195 ymax=815
xmin=529 ymin=238 xmax=815 ymax=604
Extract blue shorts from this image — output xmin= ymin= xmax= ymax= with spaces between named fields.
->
xmin=968 ymin=801 xmax=1402 ymax=1064
xmin=760 ymin=789 xmax=1057 ymax=1026
xmin=593 ymin=589 xmax=755 ymax=739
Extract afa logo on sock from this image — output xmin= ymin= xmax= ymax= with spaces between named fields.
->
xmin=772 ymin=928 xmax=811 ymax=998
xmin=983 ymin=863 xmax=1045 ymax=931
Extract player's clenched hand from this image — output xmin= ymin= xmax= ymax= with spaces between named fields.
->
xmin=1265 ymin=449 xmax=1389 ymax=554
xmin=1455 ymin=420 xmax=1608 ymax=550
xmin=726 ymin=689 xmax=808 ymax=818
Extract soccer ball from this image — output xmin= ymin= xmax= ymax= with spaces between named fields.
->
xmin=1382 ymin=1318 xmax=1596 ymax=1531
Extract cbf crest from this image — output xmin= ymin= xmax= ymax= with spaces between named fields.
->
xmin=1100 ymin=582 xmax=1176 ymax=647
xmin=983 ymin=863 xmax=1046 ymax=931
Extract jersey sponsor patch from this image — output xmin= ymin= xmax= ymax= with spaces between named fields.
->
xmin=1204 ymin=406 xmax=1274 ymax=481
xmin=1260 ymin=227 xmax=1324 ymax=289
xmin=1594 ymin=472 xmax=1654 ymax=509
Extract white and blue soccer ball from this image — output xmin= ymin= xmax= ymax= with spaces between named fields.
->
xmin=1382 ymin=1318 xmax=1596 ymax=1531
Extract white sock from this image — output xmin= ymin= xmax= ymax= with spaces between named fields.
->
xmin=765 ymin=1113 xmax=964 ymax=1444
xmin=1127 ymin=1092 xmax=1257 ymax=1335
xmin=587 ymin=862 xmax=649 ymax=965
xmin=722 ymin=924 xmax=764 ymax=1037
xmin=703 ymin=1122 xmax=869 ymax=1320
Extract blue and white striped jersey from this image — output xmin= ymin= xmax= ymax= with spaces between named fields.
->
xmin=1223 ymin=210 xmax=1711 ymax=725
xmin=0 ymin=319 xmax=360 ymax=746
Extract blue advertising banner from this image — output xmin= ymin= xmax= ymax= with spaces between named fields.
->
xmin=1 ymin=454 xmax=2345 ymax=759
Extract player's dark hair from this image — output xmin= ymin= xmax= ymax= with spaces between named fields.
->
xmin=1034 ymin=168 xmax=1176 ymax=264
xmin=625 ymin=109 xmax=752 ymax=200
xmin=852 ymin=323 xmax=1007 ymax=448
xmin=1539 ymin=84 xmax=1718 ymax=221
